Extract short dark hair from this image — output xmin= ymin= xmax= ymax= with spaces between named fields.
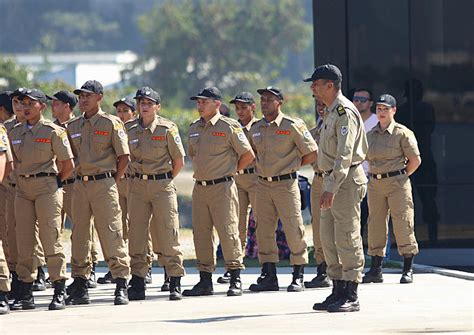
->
xmin=353 ymin=88 xmax=374 ymax=101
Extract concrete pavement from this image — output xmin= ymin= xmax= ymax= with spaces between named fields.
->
xmin=1 ymin=267 xmax=473 ymax=334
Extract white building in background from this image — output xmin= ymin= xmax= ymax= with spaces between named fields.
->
xmin=8 ymin=51 xmax=137 ymax=88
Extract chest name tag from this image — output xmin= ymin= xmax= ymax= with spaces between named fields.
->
xmin=12 ymin=139 xmax=22 ymax=145
xmin=189 ymin=133 xmax=199 ymax=138
xmin=252 ymin=132 xmax=261 ymax=137
xmin=129 ymin=139 xmax=139 ymax=144
xmin=276 ymin=130 xmax=290 ymax=135
xmin=71 ymin=133 xmax=81 ymax=139
xmin=35 ymin=138 xmax=51 ymax=143
xmin=152 ymin=136 xmax=166 ymax=141
xmin=94 ymin=130 xmax=109 ymax=136
xmin=212 ymin=132 xmax=225 ymax=137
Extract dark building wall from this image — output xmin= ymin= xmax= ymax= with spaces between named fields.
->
xmin=313 ymin=0 xmax=474 ymax=247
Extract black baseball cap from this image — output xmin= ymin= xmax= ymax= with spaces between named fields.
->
xmin=10 ymin=87 xmax=28 ymax=98
xmin=47 ymin=90 xmax=78 ymax=108
xmin=229 ymin=91 xmax=255 ymax=104
xmin=376 ymin=94 xmax=397 ymax=108
xmin=73 ymin=80 xmax=104 ymax=95
xmin=22 ymin=88 xmax=48 ymax=103
xmin=257 ymin=86 xmax=284 ymax=101
xmin=0 ymin=91 xmax=13 ymax=112
xmin=133 ymin=87 xmax=161 ymax=103
xmin=190 ymin=87 xmax=222 ymax=101
xmin=113 ymin=97 xmax=136 ymax=111
xmin=303 ymin=64 xmax=342 ymax=82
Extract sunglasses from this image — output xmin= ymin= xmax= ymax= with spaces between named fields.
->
xmin=353 ymin=96 xmax=370 ymax=103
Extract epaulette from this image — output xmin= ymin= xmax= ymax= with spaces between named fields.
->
xmin=219 ymin=115 xmax=240 ymax=127
xmin=156 ymin=116 xmax=176 ymax=129
xmin=124 ymin=118 xmax=138 ymax=131
xmin=190 ymin=118 xmax=200 ymax=126
xmin=66 ymin=115 xmax=82 ymax=125
xmin=336 ymin=105 xmax=346 ymax=116
xmin=41 ymin=119 xmax=62 ymax=131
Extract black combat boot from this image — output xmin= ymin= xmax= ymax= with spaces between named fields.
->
xmin=145 ymin=268 xmax=153 ymax=285
xmin=169 ymin=276 xmax=182 ymax=301
xmin=7 ymin=271 xmax=20 ymax=301
xmin=227 ymin=269 xmax=243 ymax=296
xmin=161 ymin=268 xmax=170 ymax=292
xmin=65 ymin=278 xmax=90 ymax=305
xmin=45 ymin=277 xmax=53 ymax=289
xmin=304 ymin=262 xmax=331 ymax=288
xmin=362 ymin=255 xmax=384 ymax=283
xmin=10 ymin=280 xmax=24 ymax=310
xmin=114 ymin=278 xmax=129 ymax=305
xmin=249 ymin=263 xmax=279 ymax=292
xmin=97 ymin=270 xmax=115 ymax=284
xmin=217 ymin=271 xmax=231 ymax=284
xmin=400 ymin=255 xmax=414 ymax=284
xmin=14 ymin=281 xmax=35 ymax=310
xmin=127 ymin=275 xmax=146 ymax=301
xmin=32 ymin=267 xmax=46 ymax=291
xmin=182 ymin=271 xmax=214 ymax=296
xmin=327 ymin=281 xmax=360 ymax=313
xmin=87 ymin=264 xmax=97 ymax=288
xmin=313 ymin=280 xmax=346 ymax=311
xmin=0 ymin=291 xmax=9 ymax=315
xmin=48 ymin=279 xmax=66 ymax=310
xmin=287 ymin=265 xmax=305 ymax=292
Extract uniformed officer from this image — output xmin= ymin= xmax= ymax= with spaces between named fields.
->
xmin=304 ymin=99 xmax=332 ymax=289
xmin=8 ymin=88 xmax=74 ymax=311
xmin=247 ymin=86 xmax=317 ymax=293
xmin=363 ymin=94 xmax=421 ymax=284
xmin=216 ymin=92 xmax=259 ymax=285
xmin=306 ymin=64 xmax=368 ymax=313
xmin=4 ymin=89 xmax=47 ymax=299
xmin=66 ymin=80 xmax=131 ymax=306
xmin=126 ymin=87 xmax=186 ymax=301
xmin=0 ymin=122 xmax=13 ymax=315
xmin=184 ymin=87 xmax=255 ymax=297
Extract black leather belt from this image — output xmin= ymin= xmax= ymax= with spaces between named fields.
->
xmin=63 ymin=178 xmax=76 ymax=185
xmin=196 ymin=176 xmax=233 ymax=186
xmin=323 ymin=163 xmax=360 ymax=175
xmin=237 ymin=168 xmax=255 ymax=175
xmin=20 ymin=172 xmax=57 ymax=179
xmin=77 ymin=172 xmax=113 ymax=182
xmin=134 ymin=172 xmax=172 ymax=181
xmin=314 ymin=172 xmax=324 ymax=178
xmin=258 ymin=172 xmax=297 ymax=182
xmin=369 ymin=169 xmax=407 ymax=180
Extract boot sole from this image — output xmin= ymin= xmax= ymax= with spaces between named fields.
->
xmin=114 ymin=299 xmax=129 ymax=305
xmin=304 ymin=283 xmax=332 ymax=289
xmin=48 ymin=304 xmax=66 ymax=311
xmin=182 ymin=291 xmax=214 ymax=297
xmin=226 ymin=290 xmax=243 ymax=297
xmin=327 ymin=305 xmax=360 ymax=313
xmin=169 ymin=294 xmax=182 ymax=301
xmin=67 ymin=298 xmax=91 ymax=305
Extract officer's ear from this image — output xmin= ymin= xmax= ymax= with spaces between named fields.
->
xmin=392 ymin=107 xmax=397 ymax=115
xmin=215 ymin=100 xmax=222 ymax=110
xmin=96 ymin=93 xmax=103 ymax=103
xmin=155 ymin=103 xmax=161 ymax=112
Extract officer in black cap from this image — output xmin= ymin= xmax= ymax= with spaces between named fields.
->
xmin=47 ymin=90 xmax=78 ymax=127
xmin=305 ymin=64 xmax=368 ymax=313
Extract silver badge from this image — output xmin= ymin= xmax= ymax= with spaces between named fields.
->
xmin=174 ymin=135 xmax=181 ymax=144
xmin=237 ymin=132 xmax=245 ymax=141
xmin=303 ymin=130 xmax=312 ymax=139
xmin=341 ymin=126 xmax=349 ymax=136
xmin=118 ymin=129 xmax=126 ymax=139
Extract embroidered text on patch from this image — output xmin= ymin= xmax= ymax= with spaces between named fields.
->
xmin=276 ymin=130 xmax=291 ymax=135
xmin=212 ymin=132 xmax=226 ymax=137
xmin=152 ymin=136 xmax=166 ymax=141
xmin=35 ymin=138 xmax=51 ymax=143
xmin=94 ymin=130 xmax=109 ymax=136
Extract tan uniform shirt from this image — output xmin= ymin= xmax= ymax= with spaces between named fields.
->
xmin=3 ymin=117 xmax=18 ymax=184
xmin=237 ymin=117 xmax=259 ymax=170
xmin=9 ymin=117 xmax=73 ymax=175
xmin=0 ymin=124 xmax=13 ymax=163
xmin=310 ymin=118 xmax=324 ymax=173
xmin=318 ymin=93 xmax=368 ymax=193
xmin=188 ymin=112 xmax=252 ymax=181
xmin=366 ymin=121 xmax=420 ymax=174
xmin=248 ymin=112 xmax=317 ymax=177
xmin=128 ymin=115 xmax=185 ymax=175
xmin=66 ymin=110 xmax=129 ymax=176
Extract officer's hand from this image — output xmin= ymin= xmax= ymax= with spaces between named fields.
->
xmin=320 ymin=191 xmax=335 ymax=210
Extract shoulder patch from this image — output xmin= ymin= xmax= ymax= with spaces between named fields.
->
xmin=337 ymin=105 xmax=346 ymax=116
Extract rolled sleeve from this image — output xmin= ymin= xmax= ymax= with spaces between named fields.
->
xmin=401 ymin=130 xmax=420 ymax=158
xmin=230 ymin=126 xmax=252 ymax=157
xmin=291 ymin=121 xmax=318 ymax=157
xmin=111 ymin=121 xmax=130 ymax=157
xmin=52 ymin=129 xmax=74 ymax=162
xmin=167 ymin=126 xmax=186 ymax=160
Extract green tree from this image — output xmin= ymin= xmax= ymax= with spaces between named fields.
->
xmin=128 ymin=0 xmax=311 ymax=104
xmin=0 ymin=56 xmax=30 ymax=90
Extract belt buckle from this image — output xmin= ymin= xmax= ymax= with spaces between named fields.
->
xmin=266 ymin=177 xmax=272 ymax=182
xmin=376 ymin=174 xmax=382 ymax=180
xmin=83 ymin=176 xmax=89 ymax=182
xmin=237 ymin=170 xmax=244 ymax=175
xmin=202 ymin=181 xmax=207 ymax=186
xmin=25 ymin=174 xmax=30 ymax=178
xmin=143 ymin=175 xmax=148 ymax=181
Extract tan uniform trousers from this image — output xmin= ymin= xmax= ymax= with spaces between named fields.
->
xmin=367 ymin=175 xmax=419 ymax=257
xmin=310 ymin=175 xmax=326 ymax=265
xmin=128 ymin=179 xmax=184 ymax=277
xmin=255 ymin=178 xmax=308 ymax=265
xmin=5 ymin=184 xmax=46 ymax=272
xmin=71 ymin=178 xmax=130 ymax=280
xmin=117 ymin=177 xmax=130 ymax=240
xmin=15 ymin=177 xmax=66 ymax=282
xmin=192 ymin=180 xmax=244 ymax=272
xmin=235 ymin=173 xmax=258 ymax=252
xmin=0 ymin=240 xmax=10 ymax=292
xmin=320 ymin=171 xmax=366 ymax=283
xmin=0 ymin=184 xmax=8 ymax=261
xmin=62 ymin=182 xmax=100 ymax=264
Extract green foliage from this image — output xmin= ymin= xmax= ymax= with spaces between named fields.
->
xmin=130 ymin=0 xmax=312 ymax=104
xmin=0 ymin=57 xmax=30 ymax=90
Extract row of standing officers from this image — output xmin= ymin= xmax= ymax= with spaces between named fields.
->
xmin=0 ymin=63 xmax=420 ymax=315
